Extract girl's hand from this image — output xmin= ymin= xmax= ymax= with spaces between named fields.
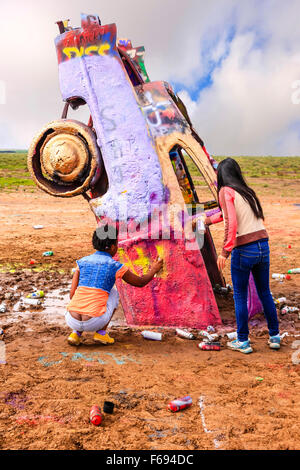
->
xmin=152 ymin=257 xmax=163 ymax=274
xmin=217 ymin=255 xmax=226 ymax=272
xmin=192 ymin=214 xmax=206 ymax=231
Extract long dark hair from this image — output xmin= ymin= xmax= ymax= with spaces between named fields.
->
xmin=217 ymin=158 xmax=264 ymax=220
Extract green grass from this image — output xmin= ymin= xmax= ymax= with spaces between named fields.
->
xmin=0 ymin=152 xmax=33 ymax=189
xmin=184 ymin=155 xmax=300 ymax=179
xmin=0 ymin=152 xmax=28 ymax=170
xmin=214 ymin=156 xmax=300 ymax=179
xmin=0 ymin=152 xmax=299 ymax=190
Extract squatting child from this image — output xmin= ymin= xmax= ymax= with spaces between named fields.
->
xmin=65 ymin=225 xmax=163 ymax=346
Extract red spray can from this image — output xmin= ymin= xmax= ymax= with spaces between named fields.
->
xmin=198 ymin=342 xmax=221 ymax=351
xmin=168 ymin=396 xmax=192 ymax=412
xmin=90 ymin=405 xmax=103 ymax=426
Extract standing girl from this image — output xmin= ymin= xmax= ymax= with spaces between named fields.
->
xmin=205 ymin=158 xmax=280 ymax=354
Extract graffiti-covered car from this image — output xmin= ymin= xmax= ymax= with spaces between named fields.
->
xmin=28 ymin=13 xmax=261 ymax=328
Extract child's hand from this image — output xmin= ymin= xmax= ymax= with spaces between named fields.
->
xmin=217 ymin=255 xmax=226 ymax=271
xmin=192 ymin=214 xmax=206 ymax=231
xmin=152 ymin=257 xmax=163 ymax=274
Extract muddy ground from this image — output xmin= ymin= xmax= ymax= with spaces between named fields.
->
xmin=0 ymin=183 xmax=299 ymax=450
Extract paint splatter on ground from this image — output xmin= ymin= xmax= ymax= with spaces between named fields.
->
xmin=0 ymin=186 xmax=299 ymax=450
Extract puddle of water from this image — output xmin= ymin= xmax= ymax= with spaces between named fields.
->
xmin=8 ymin=285 xmax=127 ymax=327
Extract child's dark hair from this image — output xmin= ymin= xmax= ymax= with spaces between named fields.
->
xmin=92 ymin=224 xmax=118 ymax=251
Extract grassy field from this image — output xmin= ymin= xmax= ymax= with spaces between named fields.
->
xmin=0 ymin=152 xmax=299 ymax=191
xmin=0 ymin=152 xmax=34 ymax=189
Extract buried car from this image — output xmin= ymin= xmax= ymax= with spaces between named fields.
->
xmin=28 ymin=13 xmax=262 ymax=328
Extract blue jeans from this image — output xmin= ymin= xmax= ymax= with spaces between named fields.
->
xmin=231 ymin=239 xmax=279 ymax=342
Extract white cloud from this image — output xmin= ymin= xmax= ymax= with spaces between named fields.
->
xmin=178 ymin=1 xmax=300 ymax=155
xmin=0 ymin=0 xmax=299 ymax=155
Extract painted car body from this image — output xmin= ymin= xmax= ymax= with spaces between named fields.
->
xmin=28 ymin=14 xmax=262 ymax=328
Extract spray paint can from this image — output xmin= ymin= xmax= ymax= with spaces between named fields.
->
xmin=213 ymin=285 xmax=229 ymax=294
xmin=167 ymin=396 xmax=192 ymax=412
xmin=287 ymin=268 xmax=300 ymax=274
xmin=226 ymin=332 xmax=237 ymax=340
xmin=23 ymin=298 xmax=42 ymax=306
xmin=198 ymin=342 xmax=221 ymax=351
xmin=176 ymin=329 xmax=195 ymax=340
xmin=43 ymin=251 xmax=54 ymax=257
xmin=26 ymin=291 xmax=44 ymax=299
xmin=274 ymin=297 xmax=286 ymax=305
xmin=90 ymin=405 xmax=103 ymax=426
xmin=281 ymin=306 xmax=299 ymax=315
xmin=141 ymin=331 xmax=162 ymax=341
xmin=272 ymin=273 xmax=291 ymax=280
xmin=0 ymin=303 xmax=6 ymax=313
xmin=199 ymin=331 xmax=219 ymax=342
xmin=197 ymin=218 xmax=205 ymax=235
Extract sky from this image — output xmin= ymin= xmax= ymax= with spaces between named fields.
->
xmin=0 ymin=0 xmax=299 ymax=155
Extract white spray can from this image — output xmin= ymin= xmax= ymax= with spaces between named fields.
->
xmin=176 ymin=329 xmax=196 ymax=340
xmin=272 ymin=273 xmax=291 ymax=280
xmin=199 ymin=330 xmax=219 ymax=342
xmin=0 ymin=303 xmax=6 ymax=313
xmin=226 ymin=331 xmax=237 ymax=340
xmin=23 ymin=298 xmax=42 ymax=306
xmin=281 ymin=306 xmax=299 ymax=315
xmin=274 ymin=297 xmax=287 ymax=305
xmin=141 ymin=331 xmax=162 ymax=341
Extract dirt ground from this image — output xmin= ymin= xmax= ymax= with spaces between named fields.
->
xmin=0 ymin=182 xmax=299 ymax=450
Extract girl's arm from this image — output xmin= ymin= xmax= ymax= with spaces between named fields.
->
xmin=219 ymin=187 xmax=237 ymax=258
xmin=192 ymin=209 xmax=223 ymax=231
xmin=205 ymin=210 xmax=223 ymax=225
xmin=70 ymin=269 xmax=79 ymax=299
xmin=122 ymin=258 xmax=163 ymax=287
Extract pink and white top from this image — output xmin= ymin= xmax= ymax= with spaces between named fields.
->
xmin=205 ymin=187 xmax=268 ymax=258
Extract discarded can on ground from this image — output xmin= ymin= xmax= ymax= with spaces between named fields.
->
xmin=43 ymin=251 xmax=54 ymax=257
xmin=90 ymin=405 xmax=103 ymax=426
xmin=141 ymin=331 xmax=162 ymax=341
xmin=103 ymin=401 xmax=114 ymax=414
xmin=33 ymin=225 xmax=44 ymax=230
xmin=281 ymin=306 xmax=299 ymax=315
xmin=274 ymin=297 xmax=287 ymax=305
xmin=207 ymin=325 xmax=215 ymax=333
xmin=199 ymin=330 xmax=219 ymax=342
xmin=23 ymin=298 xmax=42 ymax=306
xmin=168 ymin=396 xmax=192 ymax=412
xmin=29 ymin=259 xmax=36 ymax=265
xmin=280 ymin=332 xmax=289 ymax=339
xmin=176 ymin=329 xmax=196 ymax=340
xmin=198 ymin=342 xmax=221 ymax=351
xmin=0 ymin=329 xmax=4 ymax=336
xmin=272 ymin=273 xmax=291 ymax=280
xmin=26 ymin=291 xmax=44 ymax=299
xmin=213 ymin=285 xmax=229 ymax=294
xmin=226 ymin=331 xmax=237 ymax=340
xmin=287 ymin=268 xmax=300 ymax=274
xmin=0 ymin=303 xmax=6 ymax=313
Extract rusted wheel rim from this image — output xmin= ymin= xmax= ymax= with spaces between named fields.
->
xmin=27 ymin=119 xmax=101 ymax=197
